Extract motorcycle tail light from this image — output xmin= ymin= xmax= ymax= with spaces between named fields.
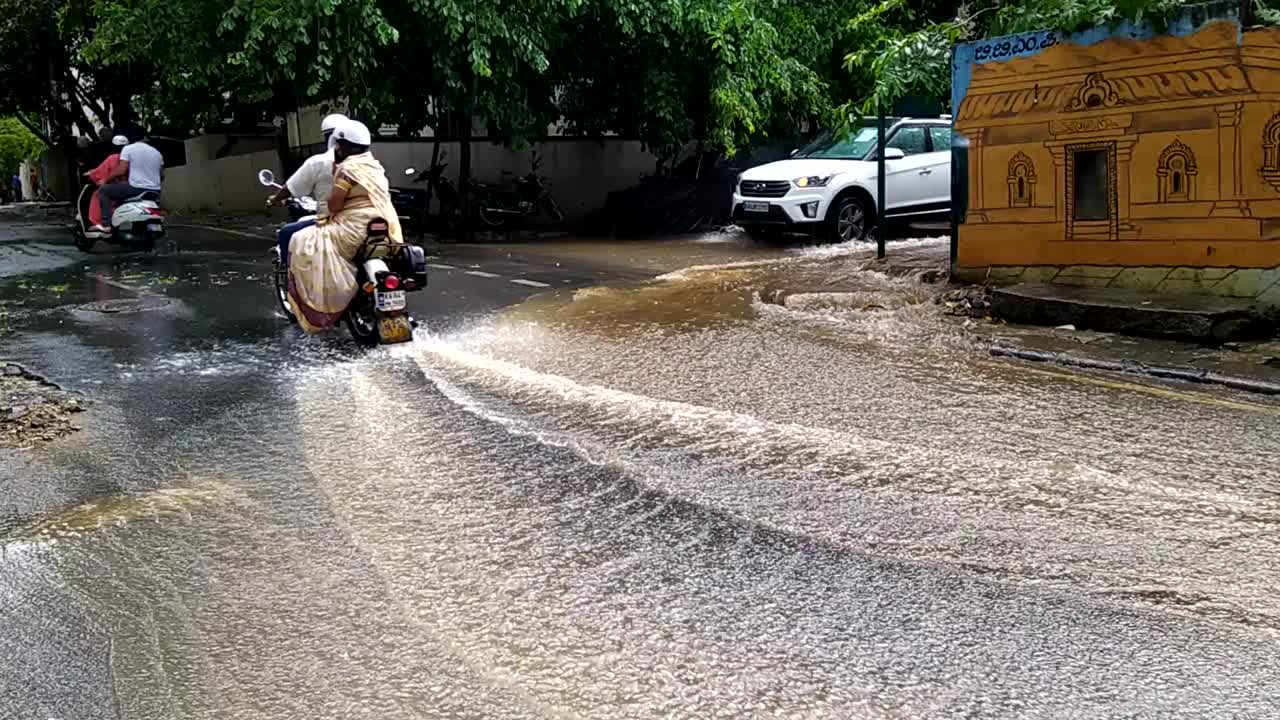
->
xmin=383 ymin=275 xmax=401 ymax=290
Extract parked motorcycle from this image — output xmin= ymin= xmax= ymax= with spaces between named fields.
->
xmin=470 ymin=154 xmax=564 ymax=228
xmin=391 ymin=159 xmax=460 ymax=239
xmin=72 ymin=183 xmax=165 ymax=252
xmin=258 ymin=169 xmax=429 ymax=346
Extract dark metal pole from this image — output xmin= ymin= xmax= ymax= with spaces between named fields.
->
xmin=876 ymin=104 xmax=887 ymax=259
xmin=948 ymin=46 xmax=960 ymax=275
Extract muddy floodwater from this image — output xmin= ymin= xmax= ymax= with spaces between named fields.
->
xmin=3 ymin=235 xmax=1280 ymax=718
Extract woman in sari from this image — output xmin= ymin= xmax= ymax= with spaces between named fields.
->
xmin=286 ymin=120 xmax=403 ymax=333
xmin=83 ymin=135 xmax=130 ymax=227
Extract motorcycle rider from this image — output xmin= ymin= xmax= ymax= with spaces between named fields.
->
xmin=266 ymin=113 xmax=347 ymax=264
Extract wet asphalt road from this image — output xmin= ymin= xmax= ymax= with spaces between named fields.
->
xmin=3 ymin=220 xmax=1280 ymax=718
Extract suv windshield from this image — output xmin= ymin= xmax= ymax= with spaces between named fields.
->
xmin=795 ymin=127 xmax=879 ymax=160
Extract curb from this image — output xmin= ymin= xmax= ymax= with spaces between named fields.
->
xmin=990 ymin=345 xmax=1280 ymax=396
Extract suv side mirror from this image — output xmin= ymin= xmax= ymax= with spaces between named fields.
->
xmin=882 ymin=148 xmax=906 ymax=161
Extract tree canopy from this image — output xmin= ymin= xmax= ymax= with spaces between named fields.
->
xmin=3 ymin=0 xmax=1277 ymax=159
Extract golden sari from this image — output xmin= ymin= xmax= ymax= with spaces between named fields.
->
xmin=287 ymin=151 xmax=403 ymax=333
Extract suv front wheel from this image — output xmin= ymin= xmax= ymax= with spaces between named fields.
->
xmin=827 ymin=195 xmax=872 ymax=244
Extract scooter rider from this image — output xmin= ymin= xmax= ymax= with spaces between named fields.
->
xmin=267 ymin=113 xmax=347 ymax=264
xmin=94 ymin=131 xmax=164 ymax=233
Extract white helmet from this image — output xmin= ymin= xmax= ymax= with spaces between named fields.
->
xmin=111 ymin=135 xmax=129 ymax=146
xmin=320 ymin=113 xmax=348 ymax=134
xmin=333 ymin=119 xmax=372 ymax=147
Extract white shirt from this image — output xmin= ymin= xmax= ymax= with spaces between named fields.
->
xmin=286 ymin=149 xmax=335 ymax=215
xmin=121 ymin=142 xmax=163 ymax=191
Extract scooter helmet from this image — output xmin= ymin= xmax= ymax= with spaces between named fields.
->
xmin=111 ymin=135 xmax=129 ymax=146
xmin=333 ymin=119 xmax=373 ymax=149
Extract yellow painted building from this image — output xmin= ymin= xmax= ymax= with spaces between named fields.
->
xmin=953 ymin=20 xmax=1280 ymax=305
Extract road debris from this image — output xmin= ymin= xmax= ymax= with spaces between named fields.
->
xmin=0 ymin=363 xmax=87 ymax=448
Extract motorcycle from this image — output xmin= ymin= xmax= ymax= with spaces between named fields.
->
xmin=73 ymin=183 xmax=165 ymax=252
xmin=470 ymin=153 xmax=564 ymax=228
xmin=391 ymin=158 xmax=460 ymax=239
xmin=258 ymin=169 xmax=429 ymax=346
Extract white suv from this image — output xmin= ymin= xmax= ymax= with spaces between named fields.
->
xmin=732 ymin=118 xmax=952 ymax=243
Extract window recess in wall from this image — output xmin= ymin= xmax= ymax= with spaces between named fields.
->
xmin=1262 ymin=112 xmax=1280 ymax=192
xmin=1157 ymin=139 xmax=1197 ymax=202
xmin=1007 ymin=152 xmax=1036 ymax=207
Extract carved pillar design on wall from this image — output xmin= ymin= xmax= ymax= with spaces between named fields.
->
xmin=967 ymin=128 xmax=988 ymax=222
xmin=1114 ymin=137 xmax=1139 ymax=235
xmin=1214 ymin=102 xmax=1248 ymax=216
xmin=1048 ymin=145 xmax=1067 ymax=223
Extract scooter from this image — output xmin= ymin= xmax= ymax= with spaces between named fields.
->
xmin=73 ymin=183 xmax=165 ymax=252
xmin=258 ymin=169 xmax=429 ymax=346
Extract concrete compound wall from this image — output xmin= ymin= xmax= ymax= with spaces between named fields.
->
xmin=161 ymin=134 xmax=659 ymax=221
xmin=162 ymin=149 xmax=285 ymax=214
xmin=373 ymin=140 xmax=657 ymax=222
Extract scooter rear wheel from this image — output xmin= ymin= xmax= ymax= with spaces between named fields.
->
xmin=73 ymin=224 xmax=95 ymax=252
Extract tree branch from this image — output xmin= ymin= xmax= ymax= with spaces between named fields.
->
xmin=14 ymin=115 xmax=55 ymax=147
xmin=73 ymin=76 xmax=112 ymax=128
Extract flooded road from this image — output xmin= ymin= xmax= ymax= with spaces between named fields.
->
xmin=3 ymin=225 xmax=1280 ymax=718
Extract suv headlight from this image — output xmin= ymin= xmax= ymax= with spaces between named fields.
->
xmin=794 ymin=175 xmax=834 ymax=188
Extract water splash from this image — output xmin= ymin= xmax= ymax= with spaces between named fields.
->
xmin=5 ymin=479 xmax=248 ymax=545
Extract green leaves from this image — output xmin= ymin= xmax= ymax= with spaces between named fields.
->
xmin=840 ymin=0 xmax=1262 ymax=127
xmin=0 ymin=117 xmax=46 ymax=176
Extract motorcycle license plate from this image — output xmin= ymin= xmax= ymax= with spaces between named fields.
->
xmin=378 ymin=315 xmax=413 ymax=343
xmin=375 ymin=290 xmax=406 ymax=311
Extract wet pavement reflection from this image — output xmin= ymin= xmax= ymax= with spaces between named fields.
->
xmin=2 ymin=229 xmax=1280 ymax=718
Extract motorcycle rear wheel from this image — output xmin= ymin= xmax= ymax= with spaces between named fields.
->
xmin=344 ymin=299 xmax=380 ymax=346
xmin=478 ymin=206 xmax=508 ymax=228
xmin=541 ymin=196 xmax=564 ymax=223
xmin=272 ymin=263 xmax=298 ymax=324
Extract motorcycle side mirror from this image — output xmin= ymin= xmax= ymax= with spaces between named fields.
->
xmin=257 ymin=169 xmax=277 ymax=187
xmin=405 ymin=168 xmax=417 ymax=176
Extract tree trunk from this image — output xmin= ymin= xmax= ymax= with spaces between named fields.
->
xmin=428 ymin=134 xmax=441 ymax=204
xmin=458 ymin=112 xmax=473 ymax=244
